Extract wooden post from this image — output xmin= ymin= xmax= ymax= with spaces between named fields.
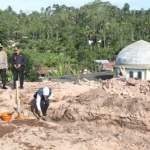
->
xmin=16 ymin=81 xmax=20 ymax=114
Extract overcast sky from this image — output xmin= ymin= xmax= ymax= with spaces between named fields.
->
xmin=0 ymin=0 xmax=149 ymax=13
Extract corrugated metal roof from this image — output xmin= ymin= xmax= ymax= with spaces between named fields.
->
xmin=94 ymin=59 xmax=109 ymax=64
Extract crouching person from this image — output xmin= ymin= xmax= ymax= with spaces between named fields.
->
xmin=33 ymin=87 xmax=52 ymax=120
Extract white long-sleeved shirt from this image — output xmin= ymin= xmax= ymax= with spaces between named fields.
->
xmin=36 ymin=94 xmax=53 ymax=111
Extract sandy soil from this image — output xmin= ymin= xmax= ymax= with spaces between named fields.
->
xmin=0 ymin=78 xmax=150 ymax=150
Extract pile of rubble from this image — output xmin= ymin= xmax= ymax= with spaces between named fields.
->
xmin=102 ymin=77 xmax=150 ymax=100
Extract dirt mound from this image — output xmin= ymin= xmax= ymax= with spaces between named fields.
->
xmin=52 ymin=87 xmax=150 ymax=132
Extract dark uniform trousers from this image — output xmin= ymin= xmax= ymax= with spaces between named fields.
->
xmin=40 ymin=99 xmax=50 ymax=116
xmin=0 ymin=69 xmax=6 ymax=87
xmin=13 ymin=67 xmax=24 ymax=88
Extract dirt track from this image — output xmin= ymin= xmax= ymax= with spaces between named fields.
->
xmin=0 ymin=78 xmax=150 ymax=150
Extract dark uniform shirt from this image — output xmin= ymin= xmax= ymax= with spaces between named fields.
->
xmin=11 ymin=52 xmax=26 ymax=69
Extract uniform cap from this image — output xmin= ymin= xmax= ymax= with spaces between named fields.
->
xmin=43 ymin=87 xmax=50 ymax=96
xmin=14 ymin=47 xmax=20 ymax=54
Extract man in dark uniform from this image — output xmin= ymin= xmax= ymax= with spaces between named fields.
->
xmin=33 ymin=87 xmax=52 ymax=120
xmin=11 ymin=47 xmax=26 ymax=89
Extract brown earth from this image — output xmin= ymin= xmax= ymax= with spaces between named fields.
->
xmin=0 ymin=78 xmax=150 ymax=150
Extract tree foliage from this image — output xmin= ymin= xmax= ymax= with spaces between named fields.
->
xmin=0 ymin=0 xmax=150 ymax=80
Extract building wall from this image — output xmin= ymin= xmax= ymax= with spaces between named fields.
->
xmin=114 ymin=67 xmax=148 ymax=80
xmin=126 ymin=69 xmax=146 ymax=80
xmin=146 ymin=69 xmax=150 ymax=80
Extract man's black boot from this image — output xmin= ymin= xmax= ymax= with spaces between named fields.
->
xmin=2 ymin=86 xmax=8 ymax=89
xmin=20 ymin=86 xmax=24 ymax=89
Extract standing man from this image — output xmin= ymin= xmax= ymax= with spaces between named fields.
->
xmin=33 ymin=87 xmax=52 ymax=120
xmin=0 ymin=44 xmax=8 ymax=89
xmin=11 ymin=46 xmax=26 ymax=89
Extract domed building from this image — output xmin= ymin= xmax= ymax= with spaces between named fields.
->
xmin=114 ymin=40 xmax=150 ymax=80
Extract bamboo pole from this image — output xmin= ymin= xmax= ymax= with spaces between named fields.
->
xmin=16 ymin=81 xmax=20 ymax=114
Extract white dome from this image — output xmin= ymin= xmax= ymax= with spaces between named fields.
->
xmin=116 ymin=40 xmax=150 ymax=65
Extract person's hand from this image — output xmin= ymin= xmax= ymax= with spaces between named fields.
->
xmin=14 ymin=64 xmax=18 ymax=68
xmin=38 ymin=111 xmax=43 ymax=117
xmin=17 ymin=64 xmax=21 ymax=68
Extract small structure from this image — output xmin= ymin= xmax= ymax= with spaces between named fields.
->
xmin=102 ymin=62 xmax=115 ymax=71
xmin=77 ymin=66 xmax=85 ymax=73
xmin=94 ymin=59 xmax=114 ymax=71
xmin=77 ymin=66 xmax=91 ymax=74
xmin=114 ymin=40 xmax=150 ymax=80
xmin=37 ymin=67 xmax=50 ymax=77
xmin=37 ymin=67 xmax=57 ymax=77
xmin=94 ymin=59 xmax=109 ymax=64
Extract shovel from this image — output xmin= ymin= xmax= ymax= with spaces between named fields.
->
xmin=15 ymin=81 xmax=24 ymax=119
xmin=16 ymin=81 xmax=20 ymax=114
